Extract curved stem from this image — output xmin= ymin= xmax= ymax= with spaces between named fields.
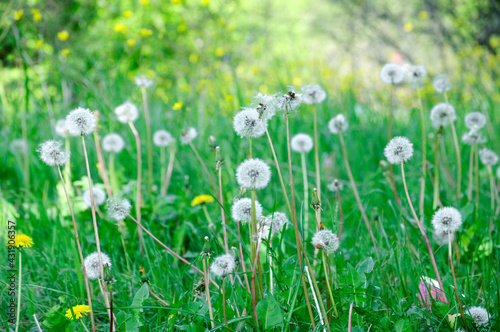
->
xmin=433 ymin=128 xmax=442 ymax=209
xmin=313 ymin=104 xmax=322 ymax=221
xmin=93 ymin=127 xmax=112 ymax=197
xmin=448 ymin=234 xmax=468 ymax=330
xmin=189 ymin=142 xmax=217 ymax=193
xmin=301 ymin=153 xmax=310 ymax=239
xmin=417 ymin=89 xmax=427 ymax=220
xmin=444 ymin=93 xmax=461 ymax=203
xmin=161 ymin=149 xmax=176 ymax=196
xmin=218 ymin=166 xmax=229 ymax=254
xmin=348 ymin=302 xmax=354 ymax=332
xmin=128 ymin=122 xmax=144 ymax=253
xmin=388 ymin=84 xmax=402 ymax=207
xmin=203 ymin=259 xmax=215 ymax=328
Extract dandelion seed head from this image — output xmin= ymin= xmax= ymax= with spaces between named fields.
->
xmin=102 ymin=133 xmax=125 ymax=153
xmin=55 ymin=119 xmax=69 ymax=138
xmin=236 ymin=158 xmax=271 ymax=190
xmin=433 ymin=229 xmax=454 ymax=246
xmin=251 ymin=93 xmax=278 ymax=120
xmin=433 ymin=74 xmax=452 ymax=93
xmin=405 ymin=64 xmax=427 ymax=88
xmin=10 ymin=139 xmax=28 ymax=155
xmin=430 ymin=103 xmax=456 ymax=128
xmin=106 ymin=197 xmax=132 ymax=220
xmin=479 ymin=147 xmax=499 ymax=166
xmin=180 ymin=127 xmax=197 ymax=145
xmin=134 ymin=75 xmax=154 ymax=88
xmin=312 ymin=229 xmax=339 ymax=254
xmin=300 ymin=84 xmax=326 ymax=104
xmin=38 ymin=140 xmax=70 ymax=167
xmin=231 ymin=197 xmax=263 ymax=224
xmin=466 ymin=306 xmax=489 ymax=326
xmin=233 ymin=109 xmax=266 ymax=138
xmin=464 ymin=112 xmax=487 ymax=130
xmin=211 ymin=253 xmax=236 ymax=278
xmin=66 ymin=107 xmax=96 ymax=136
xmin=431 ymin=207 xmax=462 ymax=234
xmin=380 ymin=63 xmax=404 ymax=84
xmin=83 ymin=188 xmax=107 ymax=207
xmin=266 ymin=212 xmax=289 ymax=234
xmin=153 ymin=130 xmax=174 ymax=147
xmin=277 ymin=87 xmax=302 ymax=112
xmin=327 ymin=179 xmax=344 ymax=192
xmin=114 ymin=101 xmax=139 ymax=123
xmin=291 ymin=133 xmax=313 ymax=153
xmin=462 ymin=129 xmax=486 ymax=145
xmin=384 ymin=136 xmax=414 ymax=164
xmin=328 ymin=114 xmax=348 ymax=134
xmin=84 ymin=252 xmax=111 ymax=280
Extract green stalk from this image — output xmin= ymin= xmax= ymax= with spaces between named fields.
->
xmin=128 ymin=122 xmax=144 ymax=253
xmin=15 ymin=252 xmax=22 ymax=332
xmin=301 ymin=153 xmax=310 ymax=239
xmin=141 ymin=87 xmax=153 ymax=194
xmin=417 ymin=89 xmax=427 ymax=220
xmin=448 ymin=234 xmax=468 ymax=330
xmin=444 ymin=93 xmax=461 ymax=203
xmin=388 ymin=84 xmax=402 ymax=206
xmin=203 ymin=259 xmax=215 ymax=328
xmin=313 ymin=104 xmax=322 ymax=220
xmin=467 ymin=144 xmax=474 ymax=201
xmin=433 ymin=128 xmax=442 ymax=209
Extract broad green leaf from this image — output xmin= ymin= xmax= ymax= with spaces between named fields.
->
xmin=395 ymin=318 xmax=413 ymax=332
xmin=256 ymin=293 xmax=284 ymax=329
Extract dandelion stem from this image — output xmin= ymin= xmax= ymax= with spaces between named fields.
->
xmin=251 ymin=235 xmax=263 ymax=327
xmin=203 ymin=258 xmax=215 ymax=328
xmin=388 ymin=84 xmax=402 ymax=207
xmin=444 ymin=93 xmax=461 ymax=203
xmin=313 ymin=104 xmax=322 ymax=220
xmin=467 ymin=144 xmax=474 ymax=201
xmin=301 ymin=153 xmax=310 ymax=239
xmin=304 ymin=265 xmax=326 ymax=332
xmin=448 ymin=233 xmax=468 ymax=330
xmin=141 ymin=87 xmax=154 ymax=195
xmin=189 ymin=142 xmax=217 ymax=193
xmin=222 ymin=277 xmax=228 ymax=328
xmin=15 ymin=252 xmax=22 ymax=332
xmin=160 ymin=147 xmax=166 ymax=189
xmin=417 ymin=89 xmax=427 ymax=220
xmin=433 ymin=127 xmax=443 ymax=209
xmin=474 ymin=144 xmax=480 ymax=215
xmin=487 ymin=166 xmax=497 ymax=234
xmin=336 ymin=188 xmax=344 ymax=241
xmin=80 ymin=320 xmax=91 ymax=332
xmin=161 ymin=148 xmax=176 ymax=196
xmin=235 ymin=218 xmax=251 ymax=293
xmin=217 ymin=161 xmax=229 ymax=254
xmin=92 ymin=115 xmax=112 ymax=197
xmin=128 ymin=121 xmax=144 ymax=253
xmin=321 ymin=251 xmax=338 ymax=317
xmin=348 ymin=302 xmax=354 ymax=332
xmin=108 ymin=153 xmax=118 ymax=195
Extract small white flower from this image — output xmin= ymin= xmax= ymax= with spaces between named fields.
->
xmin=277 ymin=88 xmax=302 ymax=112
xmin=38 ymin=140 xmax=70 ymax=167
xmin=380 ymin=63 xmax=404 ymax=84
xmin=231 ymin=198 xmax=263 ymax=224
xmin=464 ymin=112 xmax=486 ymax=130
xmin=328 ymin=114 xmax=348 ymax=134
xmin=312 ymin=229 xmax=339 ymax=254
xmin=84 ymin=252 xmax=111 ymax=280
xmin=384 ymin=136 xmax=414 ymax=165
xmin=431 ymin=207 xmax=462 ymax=234
xmin=115 ymin=101 xmax=139 ymax=123
xmin=134 ymin=75 xmax=154 ymax=88
xmin=10 ymin=139 xmax=28 ymax=155
xmin=102 ymin=133 xmax=125 ymax=153
xmin=479 ymin=147 xmax=499 ymax=166
xmin=66 ymin=107 xmax=96 ymax=136
xmin=432 ymin=74 xmax=451 ymax=93
xmin=461 ymin=129 xmax=486 ymax=145
xmin=405 ymin=64 xmax=427 ymax=88
xmin=55 ymin=119 xmax=69 ymax=138
xmin=327 ymin=179 xmax=344 ymax=192
xmin=430 ymin=103 xmax=456 ymax=128
xmin=300 ymin=84 xmax=326 ymax=104
xmin=106 ymin=197 xmax=132 ymax=220
xmin=210 ymin=254 xmax=236 ymax=278
xmin=153 ymin=130 xmax=174 ymax=147
xmin=83 ymin=188 xmax=107 ymax=207
xmin=251 ymin=93 xmax=278 ymax=120
xmin=236 ymin=158 xmax=271 ymax=190
xmin=233 ymin=109 xmax=266 ymax=138
xmin=180 ymin=127 xmax=198 ymax=145
xmin=466 ymin=306 xmax=489 ymax=326
xmin=291 ymin=133 xmax=313 ymax=153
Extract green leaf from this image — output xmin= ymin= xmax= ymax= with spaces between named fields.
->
xmin=431 ymin=302 xmax=451 ymax=319
xmin=346 ymin=263 xmax=365 ymax=288
xmin=355 ymin=257 xmax=374 ymax=274
xmin=256 ymin=293 xmax=284 ymax=329
xmin=394 ymin=318 xmax=413 ymax=332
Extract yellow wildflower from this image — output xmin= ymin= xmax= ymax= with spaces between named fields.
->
xmin=404 ymin=22 xmax=413 ymax=32
xmin=32 ymin=9 xmax=42 ymax=21
xmin=61 ymin=49 xmax=70 ymax=55
xmin=14 ymin=10 xmax=23 ymax=21
xmin=259 ymin=85 xmax=268 ymax=94
xmin=418 ymin=11 xmax=428 ymax=19
xmin=140 ymin=0 xmax=150 ymax=5
xmin=123 ymin=10 xmax=133 ymax=18
xmin=9 ymin=234 xmax=34 ymax=248
xmin=177 ymin=24 xmax=187 ymax=32
xmin=34 ymin=40 xmax=43 ymax=50
xmin=57 ymin=30 xmax=69 ymax=41
xmin=191 ymin=195 xmax=214 ymax=207
xmin=201 ymin=0 xmax=210 ymax=6
xmin=292 ymin=77 xmax=302 ymax=86
xmin=215 ymin=47 xmax=224 ymax=57
xmin=171 ymin=0 xmax=182 ymax=4
xmin=65 ymin=305 xmax=90 ymax=320
xmin=224 ymin=94 xmax=233 ymax=101
xmin=127 ymin=39 xmax=135 ymax=47
xmin=173 ymin=102 xmax=183 ymax=110
xmin=141 ymin=28 xmax=153 ymax=37
xmin=189 ymin=53 xmax=199 ymax=63
xmin=114 ymin=23 xmax=128 ymax=33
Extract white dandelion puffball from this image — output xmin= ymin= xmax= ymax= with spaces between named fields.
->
xmin=153 ymin=130 xmax=174 ymax=147
xmin=10 ymin=139 xmax=28 ymax=155
xmin=115 ymin=101 xmax=139 ymax=123
xmin=134 ymin=75 xmax=154 ymax=88
xmin=233 ymin=109 xmax=266 ymax=138
xmin=236 ymin=158 xmax=271 ymax=190
xmin=66 ymin=107 xmax=96 ymax=136
xmin=38 ymin=140 xmax=70 ymax=167
xmin=479 ymin=147 xmax=499 ymax=166
xmin=430 ymin=103 xmax=456 ymax=128
xmin=433 ymin=229 xmax=455 ymax=246
xmin=328 ymin=114 xmax=348 ymax=134
xmin=380 ymin=63 xmax=404 ymax=84
xmin=291 ymin=133 xmax=313 ymax=153
xmin=312 ymin=229 xmax=339 ymax=254
xmin=405 ymin=64 xmax=427 ymax=88
xmin=467 ymin=306 xmax=489 ymax=326
xmin=55 ymin=119 xmax=68 ymax=138
xmin=84 ymin=252 xmax=111 ymax=280
xmin=301 ymin=84 xmax=327 ymax=104
xmin=277 ymin=88 xmax=302 ymax=112
xmin=432 ymin=74 xmax=452 ymax=93
xmin=266 ymin=212 xmax=289 ymax=234
xmin=211 ymin=254 xmax=236 ymax=278
xmin=327 ymin=179 xmax=344 ymax=192
xmin=431 ymin=207 xmax=462 ymax=234
xmin=231 ymin=198 xmax=263 ymax=224
xmin=384 ymin=136 xmax=414 ymax=165
xmin=464 ymin=112 xmax=486 ymax=130
xmin=180 ymin=127 xmax=197 ymax=145
xmin=83 ymin=188 xmax=107 ymax=207
xmin=102 ymin=133 xmax=125 ymax=153
xmin=106 ymin=197 xmax=132 ymax=220
xmin=252 ymin=93 xmax=278 ymax=120
xmin=461 ymin=130 xmax=486 ymax=145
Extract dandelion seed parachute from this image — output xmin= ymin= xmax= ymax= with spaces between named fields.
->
xmin=134 ymin=75 xmax=154 ymax=88
xmin=211 ymin=253 xmax=236 ymax=278
xmin=479 ymin=147 xmax=499 ymax=166
xmin=10 ymin=139 xmax=28 ymax=154
xmin=106 ymin=197 xmax=132 ymax=220
xmin=55 ymin=119 xmax=69 ymax=138
xmin=115 ymin=101 xmax=139 ymax=123
xmin=328 ymin=114 xmax=348 ymax=134
xmin=327 ymin=179 xmax=344 ymax=192
xmin=66 ymin=107 xmax=96 ymax=136
xmin=466 ymin=306 xmax=489 ymax=326
xmin=38 ymin=140 xmax=70 ymax=167
xmin=430 ymin=103 xmax=456 ymax=128
xmin=432 ymin=229 xmax=455 ymax=246
xmin=464 ymin=112 xmax=487 ymax=130
xmin=461 ymin=130 xmax=486 ymax=145
xmin=236 ymin=158 xmax=271 ymax=190
xmin=102 ymin=133 xmax=125 ymax=153
xmin=277 ymin=87 xmax=302 ymax=112
xmin=431 ymin=206 xmax=462 ymax=234
xmin=180 ymin=127 xmax=198 ymax=145
xmin=83 ymin=188 xmax=107 ymax=207
xmin=266 ymin=212 xmax=289 ymax=234
xmin=405 ymin=64 xmax=427 ymax=88
xmin=380 ymin=63 xmax=404 ymax=84
xmin=291 ymin=133 xmax=313 ymax=153
xmin=251 ymin=92 xmax=278 ymax=120
xmin=231 ymin=197 xmax=263 ymax=224
xmin=384 ymin=136 xmax=414 ymax=164
xmin=153 ymin=130 xmax=174 ymax=147
xmin=432 ymin=74 xmax=452 ymax=93
xmin=84 ymin=252 xmax=112 ymax=280
xmin=300 ymin=84 xmax=326 ymax=104
xmin=311 ymin=229 xmax=339 ymax=254
xmin=233 ymin=109 xmax=266 ymax=138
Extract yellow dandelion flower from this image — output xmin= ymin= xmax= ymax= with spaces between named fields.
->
xmin=57 ymin=30 xmax=69 ymax=41
xmin=123 ymin=10 xmax=133 ymax=18
xmin=14 ymin=10 xmax=24 ymax=21
xmin=404 ymin=22 xmax=413 ymax=32
xmin=65 ymin=305 xmax=90 ymax=320
xmin=177 ymin=24 xmax=187 ymax=32
xmin=215 ymin=47 xmax=224 ymax=57
xmin=201 ymin=0 xmax=210 ymax=6
xmin=32 ymin=9 xmax=42 ymax=22
xmin=158 ymin=34 xmax=164 ymax=39
xmin=34 ymin=40 xmax=43 ymax=50
xmin=171 ymin=0 xmax=182 ymax=5
xmin=127 ymin=39 xmax=135 ymax=47
xmin=224 ymin=94 xmax=233 ymax=101
xmin=114 ymin=23 xmax=128 ymax=33
xmin=140 ymin=0 xmax=150 ymax=5
xmin=418 ymin=11 xmax=428 ymax=19
xmin=9 ymin=234 xmax=34 ymax=248
xmin=191 ymin=195 xmax=214 ymax=207
xmin=259 ymin=85 xmax=268 ymax=94
xmin=189 ymin=53 xmax=199 ymax=63
xmin=61 ymin=49 xmax=70 ymax=55
xmin=173 ymin=102 xmax=183 ymax=110
xmin=292 ymin=77 xmax=302 ymax=86
xmin=141 ymin=28 xmax=153 ymax=37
